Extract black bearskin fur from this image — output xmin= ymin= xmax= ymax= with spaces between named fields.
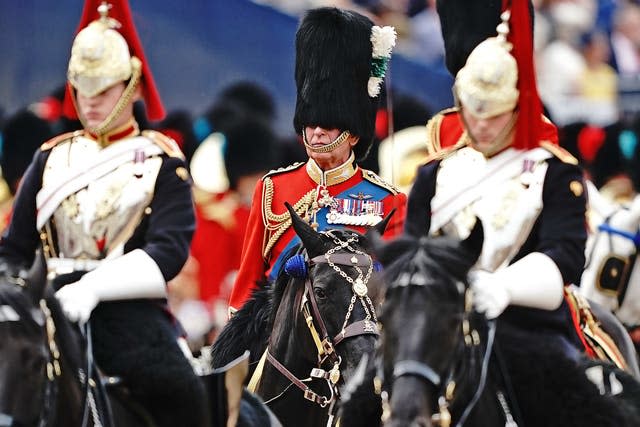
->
xmin=293 ymin=7 xmax=377 ymax=161
xmin=436 ymin=0 xmax=534 ymax=77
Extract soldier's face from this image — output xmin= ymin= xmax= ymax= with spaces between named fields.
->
xmin=76 ymin=82 xmax=133 ymax=130
xmin=462 ymin=108 xmax=515 ymax=156
xmin=304 ymin=126 xmax=358 ymax=170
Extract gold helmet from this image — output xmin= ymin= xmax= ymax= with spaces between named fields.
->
xmin=62 ymin=0 xmax=165 ymax=133
xmin=67 ymin=3 xmax=138 ymax=98
xmin=454 ymin=12 xmax=519 ymax=120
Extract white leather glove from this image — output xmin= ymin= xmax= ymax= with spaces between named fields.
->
xmin=55 ymin=249 xmax=167 ymax=324
xmin=55 ymin=280 xmax=101 ymax=324
xmin=470 ymin=252 xmax=565 ymax=319
xmin=470 ymin=270 xmax=510 ymax=319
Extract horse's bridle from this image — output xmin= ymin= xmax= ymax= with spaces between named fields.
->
xmin=264 ymin=232 xmax=380 ymax=424
xmin=375 ymin=270 xmax=496 ymax=427
xmin=20 ymin=296 xmax=106 ymax=427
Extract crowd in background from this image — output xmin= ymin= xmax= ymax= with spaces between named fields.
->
xmin=1 ymin=0 xmax=640 ymax=348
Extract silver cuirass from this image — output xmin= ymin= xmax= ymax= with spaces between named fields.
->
xmin=39 ymin=135 xmax=162 ymax=261
xmin=430 ymin=146 xmax=551 ymax=272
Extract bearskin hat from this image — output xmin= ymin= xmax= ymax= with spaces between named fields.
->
xmin=293 ymin=8 xmax=384 ymax=161
xmin=439 ymin=0 xmax=544 ymax=150
xmin=1 ymin=110 xmax=53 ymax=194
xmin=223 ymin=119 xmax=278 ymax=190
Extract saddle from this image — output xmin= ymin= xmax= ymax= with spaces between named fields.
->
xmin=564 ymin=287 xmax=628 ymax=370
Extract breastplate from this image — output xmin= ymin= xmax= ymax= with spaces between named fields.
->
xmin=435 ymin=147 xmax=549 ymax=271
xmin=42 ymin=136 xmax=162 ymax=260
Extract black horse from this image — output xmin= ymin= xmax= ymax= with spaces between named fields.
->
xmin=0 ymin=255 xmax=279 ymax=427
xmin=340 ymin=222 xmax=640 ymax=427
xmin=211 ymin=203 xmax=390 ymax=427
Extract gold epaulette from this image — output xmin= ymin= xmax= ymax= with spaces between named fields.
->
xmin=262 ymin=162 xmax=305 ymax=180
xmin=142 ymin=130 xmax=185 ymax=160
xmin=425 ymin=107 xmax=459 ymax=155
xmin=40 ymin=130 xmax=84 ymax=151
xmin=423 ymin=144 xmax=463 ymax=164
xmin=540 ymin=141 xmax=579 ymax=165
xmin=361 ymin=169 xmax=400 ymax=195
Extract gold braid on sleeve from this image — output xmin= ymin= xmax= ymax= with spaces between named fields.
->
xmin=262 ymin=177 xmax=317 ymax=258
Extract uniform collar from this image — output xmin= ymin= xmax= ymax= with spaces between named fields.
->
xmin=86 ymin=118 xmax=140 ymax=146
xmin=306 ymin=152 xmax=358 ymax=186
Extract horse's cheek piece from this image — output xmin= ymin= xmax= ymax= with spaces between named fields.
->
xmin=285 ymin=255 xmax=308 ymax=279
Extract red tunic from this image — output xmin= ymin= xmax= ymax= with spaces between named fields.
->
xmin=229 ymin=158 xmax=407 ymax=311
xmin=190 ymin=192 xmax=250 ymax=304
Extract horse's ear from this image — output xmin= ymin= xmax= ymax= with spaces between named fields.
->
xmin=285 ymin=202 xmax=325 ymax=256
xmin=373 ymin=208 xmax=396 ymax=236
xmin=26 ymin=249 xmax=47 ymax=303
xmin=460 ymin=218 xmax=484 ymax=268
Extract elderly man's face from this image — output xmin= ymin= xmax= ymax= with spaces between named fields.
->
xmin=304 ymin=126 xmax=358 ymax=170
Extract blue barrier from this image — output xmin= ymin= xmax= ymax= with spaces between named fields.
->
xmin=0 ymin=0 xmax=453 ymax=135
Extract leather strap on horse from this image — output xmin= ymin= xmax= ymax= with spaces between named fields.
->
xmin=564 ymin=288 xmax=628 ymax=371
xmin=333 ymin=320 xmax=379 ymax=346
xmin=265 ymin=350 xmax=332 ymax=407
xmin=304 ymin=279 xmax=338 ymax=360
xmin=247 ymin=349 xmax=269 ymax=393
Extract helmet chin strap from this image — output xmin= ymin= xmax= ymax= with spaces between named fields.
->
xmin=72 ymin=58 xmax=142 ymax=139
xmin=303 ymin=129 xmax=352 ymax=153
xmin=461 ymin=109 xmax=519 ymax=157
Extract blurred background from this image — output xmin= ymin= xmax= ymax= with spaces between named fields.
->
xmin=0 ymin=0 xmax=454 ymax=137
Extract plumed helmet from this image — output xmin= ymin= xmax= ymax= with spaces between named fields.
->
xmin=63 ymin=0 xmax=165 ymax=121
xmin=454 ymin=22 xmax=519 ymax=119
xmin=293 ymin=7 xmax=396 ymax=161
xmin=439 ymin=0 xmax=546 ymax=150
xmin=67 ymin=15 xmax=134 ymax=98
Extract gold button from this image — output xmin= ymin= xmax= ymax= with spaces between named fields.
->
xmin=569 ymin=180 xmax=583 ymax=197
xmin=175 ymin=167 xmax=190 ymax=181
xmin=144 ymin=207 xmax=152 ymax=215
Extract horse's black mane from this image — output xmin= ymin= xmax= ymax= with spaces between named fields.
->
xmin=210 ymin=241 xmax=311 ymax=367
xmin=210 ymin=279 xmax=276 ymax=366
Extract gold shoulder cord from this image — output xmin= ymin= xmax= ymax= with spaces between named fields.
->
xmin=262 ymin=177 xmax=317 ymax=258
xmin=425 ymin=115 xmax=442 ymax=156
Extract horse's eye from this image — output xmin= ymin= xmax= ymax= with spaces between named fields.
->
xmin=313 ymin=287 xmax=327 ymax=300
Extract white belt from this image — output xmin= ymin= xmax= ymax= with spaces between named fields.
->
xmin=47 ymin=258 xmax=103 ymax=276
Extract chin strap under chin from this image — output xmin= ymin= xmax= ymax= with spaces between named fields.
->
xmin=303 ymin=129 xmax=352 ymax=153
xmin=462 ymin=110 xmax=518 ymax=157
xmin=72 ymin=57 xmax=143 ymax=140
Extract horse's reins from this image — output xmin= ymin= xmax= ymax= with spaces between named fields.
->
xmin=261 ymin=233 xmax=379 ymax=425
